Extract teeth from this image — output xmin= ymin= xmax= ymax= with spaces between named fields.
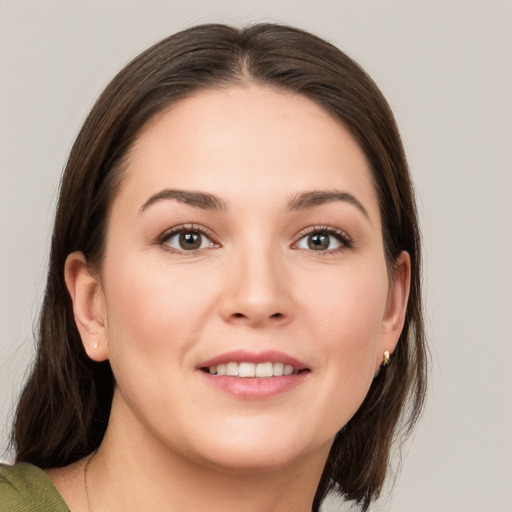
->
xmin=255 ymin=362 xmax=273 ymax=378
xmin=273 ymin=362 xmax=284 ymax=376
xmin=206 ymin=362 xmax=299 ymax=377
xmin=239 ymin=362 xmax=255 ymax=377
xmin=226 ymin=362 xmax=238 ymax=376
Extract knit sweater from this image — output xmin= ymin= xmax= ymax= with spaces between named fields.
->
xmin=0 ymin=463 xmax=70 ymax=511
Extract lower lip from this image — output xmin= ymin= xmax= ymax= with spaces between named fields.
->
xmin=199 ymin=371 xmax=309 ymax=399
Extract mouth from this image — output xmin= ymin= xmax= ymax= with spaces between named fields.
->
xmin=197 ymin=351 xmax=310 ymax=398
xmin=199 ymin=364 xmax=309 ymax=399
xmin=201 ymin=361 xmax=307 ymax=378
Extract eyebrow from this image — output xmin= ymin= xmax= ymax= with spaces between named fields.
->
xmin=140 ymin=188 xmax=369 ymax=220
xmin=140 ymin=189 xmax=227 ymax=212
xmin=288 ymin=190 xmax=369 ymax=219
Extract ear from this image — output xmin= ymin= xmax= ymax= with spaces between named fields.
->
xmin=377 ymin=251 xmax=411 ymax=369
xmin=64 ymin=251 xmax=109 ymax=362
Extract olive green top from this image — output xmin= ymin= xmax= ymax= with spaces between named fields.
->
xmin=0 ymin=463 xmax=70 ymax=511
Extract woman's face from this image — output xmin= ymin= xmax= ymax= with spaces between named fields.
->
xmin=75 ymin=85 xmax=409 ymax=472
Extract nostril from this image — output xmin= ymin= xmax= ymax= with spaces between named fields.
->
xmin=227 ymin=311 xmax=286 ymax=324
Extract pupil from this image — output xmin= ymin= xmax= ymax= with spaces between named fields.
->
xmin=308 ymin=233 xmax=329 ymax=250
xmin=179 ymin=232 xmax=201 ymax=250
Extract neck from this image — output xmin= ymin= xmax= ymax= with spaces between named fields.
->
xmin=87 ymin=400 xmax=330 ymax=512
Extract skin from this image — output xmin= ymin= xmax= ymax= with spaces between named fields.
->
xmin=50 ymin=85 xmax=410 ymax=512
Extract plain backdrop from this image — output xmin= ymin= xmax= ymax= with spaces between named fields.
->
xmin=1 ymin=1 xmax=511 ymax=511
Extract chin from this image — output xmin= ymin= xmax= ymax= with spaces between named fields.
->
xmin=182 ymin=425 xmax=332 ymax=475
xmin=195 ymin=448 xmax=312 ymax=475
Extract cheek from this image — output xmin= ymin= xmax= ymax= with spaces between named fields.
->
xmin=304 ymin=261 xmax=388 ymax=346
xmin=102 ymin=257 xmax=218 ymax=374
xmin=301 ymin=262 xmax=389 ymax=422
xmin=100 ymin=257 xmax=224 ymax=440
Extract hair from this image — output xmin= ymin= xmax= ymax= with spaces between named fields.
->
xmin=12 ymin=23 xmax=427 ymax=511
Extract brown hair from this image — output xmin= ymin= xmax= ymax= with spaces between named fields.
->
xmin=12 ymin=23 xmax=427 ymax=511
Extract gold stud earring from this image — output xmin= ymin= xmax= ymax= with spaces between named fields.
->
xmin=381 ymin=350 xmax=390 ymax=367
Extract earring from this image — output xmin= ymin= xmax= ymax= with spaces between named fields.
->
xmin=92 ymin=342 xmax=99 ymax=350
xmin=381 ymin=350 xmax=390 ymax=367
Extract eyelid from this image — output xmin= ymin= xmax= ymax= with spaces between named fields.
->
xmin=157 ymin=223 xmax=221 ymax=252
xmin=292 ymin=225 xmax=353 ymax=252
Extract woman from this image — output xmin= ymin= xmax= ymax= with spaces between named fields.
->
xmin=1 ymin=23 xmax=427 ymax=511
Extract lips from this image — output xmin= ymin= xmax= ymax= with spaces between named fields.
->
xmin=198 ymin=349 xmax=309 ymax=376
xmin=198 ymin=350 xmax=310 ymax=399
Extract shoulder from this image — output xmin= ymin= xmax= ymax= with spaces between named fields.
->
xmin=0 ymin=462 xmax=70 ymax=512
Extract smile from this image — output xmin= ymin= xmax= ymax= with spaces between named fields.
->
xmin=198 ymin=350 xmax=310 ymax=398
xmin=204 ymin=362 xmax=300 ymax=377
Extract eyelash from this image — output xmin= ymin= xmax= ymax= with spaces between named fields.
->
xmin=158 ymin=224 xmax=220 ymax=254
xmin=157 ymin=224 xmax=353 ymax=255
xmin=293 ymin=225 xmax=353 ymax=254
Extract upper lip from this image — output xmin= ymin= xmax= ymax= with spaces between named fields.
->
xmin=198 ymin=350 xmax=309 ymax=371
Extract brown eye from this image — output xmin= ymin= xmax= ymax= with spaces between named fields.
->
xmin=163 ymin=229 xmax=216 ymax=252
xmin=295 ymin=228 xmax=350 ymax=252
xmin=307 ymin=233 xmax=330 ymax=250
xmin=179 ymin=232 xmax=202 ymax=250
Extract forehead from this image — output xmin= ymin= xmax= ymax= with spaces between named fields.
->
xmin=116 ymin=85 xmax=380 ymax=220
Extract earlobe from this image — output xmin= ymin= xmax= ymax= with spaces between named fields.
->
xmin=378 ymin=251 xmax=411 ymax=365
xmin=64 ymin=251 xmax=109 ymax=362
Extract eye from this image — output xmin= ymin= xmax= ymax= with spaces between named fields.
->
xmin=160 ymin=225 xmax=218 ymax=252
xmin=294 ymin=227 xmax=352 ymax=252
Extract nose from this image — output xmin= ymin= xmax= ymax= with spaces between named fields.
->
xmin=219 ymin=245 xmax=293 ymax=328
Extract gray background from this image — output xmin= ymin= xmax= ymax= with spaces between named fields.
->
xmin=1 ymin=1 xmax=511 ymax=511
